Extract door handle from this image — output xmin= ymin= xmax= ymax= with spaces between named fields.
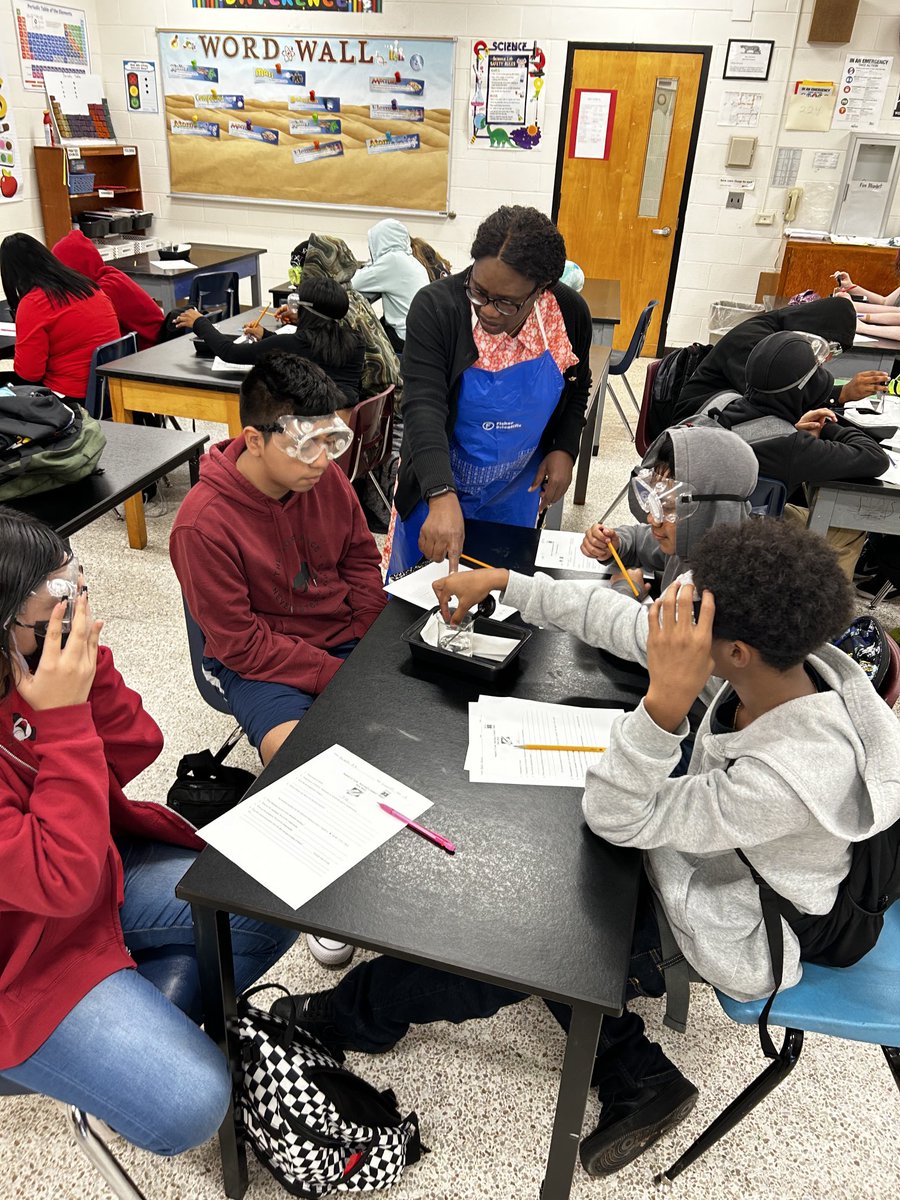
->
xmin=651 ymin=226 xmax=671 ymax=236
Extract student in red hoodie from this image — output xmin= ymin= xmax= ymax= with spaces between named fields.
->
xmin=53 ymin=228 xmax=165 ymax=350
xmin=0 ymin=232 xmax=120 ymax=401
xmin=0 ymin=509 xmax=295 ymax=1155
xmin=171 ymin=351 xmax=387 ymax=769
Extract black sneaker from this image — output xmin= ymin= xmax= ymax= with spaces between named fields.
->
xmin=579 ymin=1074 xmax=698 ymax=1176
xmin=270 ymin=988 xmax=337 ymax=1033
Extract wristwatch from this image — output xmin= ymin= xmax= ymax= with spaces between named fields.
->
xmin=425 ymin=484 xmax=457 ymax=500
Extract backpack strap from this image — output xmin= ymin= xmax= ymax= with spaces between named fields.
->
xmin=736 ymin=848 xmax=783 ymax=1059
xmin=651 ymin=892 xmax=691 ymax=1034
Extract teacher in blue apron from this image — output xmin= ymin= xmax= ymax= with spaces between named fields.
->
xmin=385 ymin=206 xmax=592 ymax=579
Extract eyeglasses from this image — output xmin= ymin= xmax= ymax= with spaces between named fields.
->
xmin=253 ymin=413 xmax=353 ymax=464
xmin=464 ymin=268 xmax=542 ymax=318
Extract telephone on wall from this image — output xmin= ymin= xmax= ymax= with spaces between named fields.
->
xmin=784 ymin=187 xmax=804 ymax=222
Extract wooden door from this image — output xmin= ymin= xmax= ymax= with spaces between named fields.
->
xmin=554 ymin=45 xmax=709 ymax=355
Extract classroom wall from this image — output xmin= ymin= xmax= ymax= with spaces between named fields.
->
xmin=2 ymin=1 xmax=900 ymax=345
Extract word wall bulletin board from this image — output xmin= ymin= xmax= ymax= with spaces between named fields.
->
xmin=158 ymin=29 xmax=455 ymax=214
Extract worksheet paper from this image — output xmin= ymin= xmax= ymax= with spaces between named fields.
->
xmin=0 ymin=323 xmax=15 ymax=337
xmin=147 ymin=259 xmax=194 ymax=271
xmin=199 ymin=745 xmax=434 ymax=909
xmin=384 ymin=559 xmax=518 ymax=620
xmin=534 ymin=529 xmax=615 ymax=575
xmin=211 ymin=357 xmax=254 ymax=374
xmin=878 ymin=450 xmax=900 ymax=488
xmin=466 ymin=696 xmax=624 ymax=787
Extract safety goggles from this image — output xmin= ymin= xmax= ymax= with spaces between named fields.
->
xmin=759 ymin=332 xmax=843 ymax=393
xmin=12 ymin=557 xmax=85 ymax=638
xmin=631 ymin=470 xmax=746 ymax=524
xmin=254 ymin=413 xmax=353 ymax=464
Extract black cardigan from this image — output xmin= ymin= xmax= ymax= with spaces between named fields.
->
xmin=395 ymin=271 xmax=593 ymax=518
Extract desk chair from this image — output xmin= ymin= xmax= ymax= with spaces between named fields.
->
xmin=605 ymin=299 xmax=659 ymax=439
xmin=335 ymin=384 xmax=395 ymax=511
xmin=657 ymin=903 xmax=900 ymax=1184
xmin=596 ymin=358 xmax=660 ymax=524
xmin=181 ymin=597 xmax=244 ymax=760
xmin=748 ymin=476 xmax=787 ymax=518
xmin=86 ymin=334 xmax=138 ymax=420
xmin=188 ymin=272 xmax=239 ymax=324
xmin=0 ymin=1077 xmax=149 ymax=1199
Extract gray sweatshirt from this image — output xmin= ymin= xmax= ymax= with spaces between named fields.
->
xmin=502 ymin=571 xmax=900 ymax=1002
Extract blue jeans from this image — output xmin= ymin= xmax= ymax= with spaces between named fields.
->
xmin=326 ymin=880 xmax=680 ymax=1106
xmin=0 ymin=839 xmax=297 ymax=1155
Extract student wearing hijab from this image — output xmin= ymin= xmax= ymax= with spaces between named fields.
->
xmin=676 ymin=296 xmax=889 ymax=420
xmin=52 ymin=229 xmax=164 ymax=351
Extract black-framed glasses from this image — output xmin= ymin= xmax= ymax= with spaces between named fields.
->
xmin=464 ymin=267 xmax=542 ymax=318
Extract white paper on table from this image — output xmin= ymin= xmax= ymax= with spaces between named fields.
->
xmin=878 ymin=450 xmax=900 ymax=488
xmin=200 ymin=745 xmax=434 ymax=910
xmin=147 ymin=259 xmax=194 ymax=271
xmin=534 ymin=529 xmax=615 ymax=575
xmin=852 ymin=334 xmax=883 ymax=345
xmin=384 ymin=559 xmax=518 ymax=620
xmin=211 ymin=357 xmax=254 ymax=373
xmin=466 ymin=696 xmax=624 ymax=787
xmin=419 ymin=611 xmax=511 ymax=661
xmin=0 ymin=323 xmax=15 ymax=337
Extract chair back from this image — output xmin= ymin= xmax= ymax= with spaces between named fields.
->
xmin=611 ymin=299 xmax=660 ymax=376
xmin=189 ymin=271 xmax=240 ymax=322
xmin=635 ymin=359 xmax=661 ymax=458
xmin=335 ymin=385 xmax=395 ymax=485
xmin=880 ymin=633 xmax=900 ymax=707
xmin=181 ymin=596 xmax=231 ymax=717
xmin=747 ymin=475 xmax=787 ymax=519
xmin=85 ymin=333 xmax=138 ymax=419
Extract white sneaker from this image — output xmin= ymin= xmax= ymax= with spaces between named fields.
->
xmin=306 ymin=934 xmax=354 ymax=969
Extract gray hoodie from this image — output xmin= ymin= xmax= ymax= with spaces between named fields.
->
xmin=502 ymin=572 xmax=900 ymax=1002
xmin=351 ymin=219 xmax=429 ymax=340
xmin=615 ymin=424 xmax=759 ymax=591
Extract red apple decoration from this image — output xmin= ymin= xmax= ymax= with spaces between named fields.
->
xmin=0 ymin=171 xmax=18 ymax=198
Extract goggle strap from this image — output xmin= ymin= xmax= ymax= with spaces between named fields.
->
xmin=687 ymin=493 xmax=747 ymax=503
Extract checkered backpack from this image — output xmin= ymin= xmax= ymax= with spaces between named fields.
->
xmin=234 ymin=986 xmax=424 ymax=1196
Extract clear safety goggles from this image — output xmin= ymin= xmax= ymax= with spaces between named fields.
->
xmin=631 ymin=470 xmax=746 ymax=524
xmin=255 ymin=413 xmax=353 ymax=464
xmin=758 ymin=331 xmax=843 ymax=393
xmin=12 ymin=556 xmax=85 ymax=638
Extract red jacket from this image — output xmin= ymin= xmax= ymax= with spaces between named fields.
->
xmin=170 ymin=437 xmax=387 ymax=695
xmin=53 ymin=230 xmax=165 ymax=351
xmin=0 ymin=647 xmax=202 ymax=1069
xmin=13 ymin=287 xmax=120 ymax=400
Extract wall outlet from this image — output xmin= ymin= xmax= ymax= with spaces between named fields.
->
xmin=726 ymin=191 xmax=744 ymax=210
xmin=755 ymin=211 xmax=775 ymax=225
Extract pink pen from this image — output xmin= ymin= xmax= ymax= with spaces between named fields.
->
xmin=378 ymin=802 xmax=456 ymax=855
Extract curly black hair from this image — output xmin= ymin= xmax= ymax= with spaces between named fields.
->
xmin=691 ymin=520 xmax=853 ymax=671
xmin=240 ymin=350 xmax=346 ymax=432
xmin=470 ymin=206 xmax=567 ymax=287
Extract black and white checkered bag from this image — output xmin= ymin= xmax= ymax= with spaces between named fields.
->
xmin=234 ymin=986 xmax=424 ymax=1197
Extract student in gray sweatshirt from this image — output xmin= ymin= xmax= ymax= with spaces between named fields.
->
xmin=272 ymin=522 xmax=900 ymax=1178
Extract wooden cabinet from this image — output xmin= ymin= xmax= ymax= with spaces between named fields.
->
xmin=33 ymin=145 xmax=145 ymax=248
xmin=766 ymin=237 xmax=899 ymax=305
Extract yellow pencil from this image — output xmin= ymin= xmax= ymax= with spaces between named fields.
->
xmin=607 ymin=541 xmax=641 ymax=599
xmin=460 ymin=553 xmax=494 ymax=570
xmin=251 ymin=305 xmax=270 ymax=329
xmin=517 ymin=744 xmax=606 ymax=752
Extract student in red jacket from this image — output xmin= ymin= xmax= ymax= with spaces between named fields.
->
xmin=1 ymin=232 xmax=120 ymax=402
xmin=170 ymin=350 xmax=387 ymax=769
xmin=53 ymin=228 xmax=165 ymax=350
xmin=0 ymin=510 xmax=295 ymax=1156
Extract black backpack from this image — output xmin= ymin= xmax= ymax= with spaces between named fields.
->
xmin=0 ymin=386 xmax=106 ymax=499
xmin=647 ymin=342 xmax=713 ymax=441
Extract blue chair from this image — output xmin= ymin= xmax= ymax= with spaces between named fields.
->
xmin=657 ymin=903 xmax=900 ymax=1183
xmin=85 ymin=333 xmax=138 ymax=419
xmin=181 ymin=596 xmax=244 ymax=758
xmin=0 ymin=1076 xmax=149 ymax=1198
xmin=604 ymin=299 xmax=659 ymax=441
xmin=188 ymin=271 xmax=239 ymax=323
xmin=748 ymin=475 xmax=787 ymax=518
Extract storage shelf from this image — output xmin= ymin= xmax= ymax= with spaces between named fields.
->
xmin=34 ymin=145 xmax=146 ymax=248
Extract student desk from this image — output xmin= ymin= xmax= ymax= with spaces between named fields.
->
xmin=807 ymin=475 xmax=900 ymax=540
xmin=11 ymin=421 xmax=208 ymax=548
xmin=97 ymin=309 xmax=270 ymax=438
xmin=581 ymin=277 xmax=621 ymax=349
xmin=176 ymin=520 xmax=645 ymax=1200
xmin=115 ymin=244 xmax=267 ymax=311
xmin=838 ymin=336 xmax=900 ymax=378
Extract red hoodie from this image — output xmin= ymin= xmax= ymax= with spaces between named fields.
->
xmin=13 ymin=287 xmax=119 ymax=400
xmin=53 ymin=230 xmax=164 ymax=351
xmin=0 ymin=646 xmax=202 ymax=1069
xmin=170 ymin=437 xmax=387 ymax=695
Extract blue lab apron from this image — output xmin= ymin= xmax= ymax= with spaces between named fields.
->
xmin=387 ymin=306 xmax=564 ymax=579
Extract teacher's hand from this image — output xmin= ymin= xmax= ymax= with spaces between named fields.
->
xmin=529 ymin=450 xmax=574 ymax=511
xmin=419 ymin=492 xmax=465 ymax=572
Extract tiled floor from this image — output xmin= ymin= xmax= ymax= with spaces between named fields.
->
xmin=1 ymin=359 xmax=897 ymax=1200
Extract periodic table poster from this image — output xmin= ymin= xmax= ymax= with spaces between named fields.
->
xmin=14 ymin=2 xmax=90 ymax=92
xmin=158 ymin=29 xmax=454 ymax=213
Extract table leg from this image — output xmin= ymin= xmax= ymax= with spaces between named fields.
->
xmin=250 ymin=259 xmax=262 ymax=307
xmin=107 ymin=379 xmax=149 ymax=549
xmin=189 ymin=448 xmax=201 ymax=487
xmin=192 ymin=904 xmax=249 ymax=1200
xmin=805 ymin=488 xmax=839 ymax=536
xmin=540 ymin=1002 xmax=603 ymax=1199
xmin=573 ymin=357 xmax=610 ymax=506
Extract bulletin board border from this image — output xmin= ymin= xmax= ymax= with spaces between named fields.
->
xmin=157 ymin=28 xmax=457 ymax=217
